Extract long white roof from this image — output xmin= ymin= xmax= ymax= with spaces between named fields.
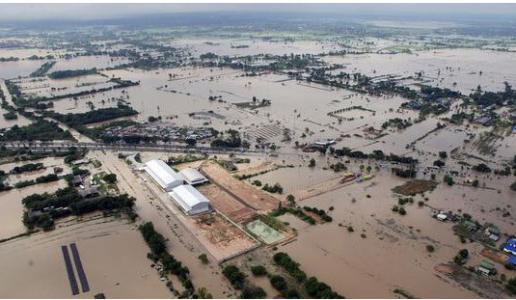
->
xmin=168 ymin=184 xmax=210 ymax=213
xmin=144 ymin=159 xmax=183 ymax=190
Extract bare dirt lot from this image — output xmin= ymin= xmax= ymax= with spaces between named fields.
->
xmin=197 ymin=184 xmax=256 ymax=223
xmin=200 ymin=161 xmax=280 ymax=212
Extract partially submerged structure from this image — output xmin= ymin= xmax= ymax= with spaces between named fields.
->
xmin=503 ymin=238 xmax=516 ymax=256
xmin=144 ymin=159 xmax=184 ymax=191
xmin=179 ymin=168 xmax=209 ymax=186
xmin=168 ymin=184 xmax=212 ymax=215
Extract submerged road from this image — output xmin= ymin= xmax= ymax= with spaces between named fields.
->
xmin=0 ymin=141 xmax=297 ymax=156
xmin=70 ymin=243 xmax=90 ymax=293
xmin=61 ymin=245 xmax=80 ymax=296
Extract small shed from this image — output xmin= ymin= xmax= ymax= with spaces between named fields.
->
xmin=179 ymin=168 xmax=208 ymax=186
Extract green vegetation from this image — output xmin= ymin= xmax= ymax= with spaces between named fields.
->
xmin=262 ymin=182 xmax=283 ymax=194
xmin=30 ymin=61 xmax=56 ymax=77
xmin=250 ymin=265 xmax=267 ymax=276
xmin=454 ymin=249 xmax=469 ymax=265
xmin=10 ymin=162 xmax=44 ymax=174
xmin=45 ymin=105 xmax=138 ymax=128
xmin=102 ymin=173 xmax=117 ymax=184
xmin=507 ymin=277 xmax=516 ymax=295
xmin=222 ymin=264 xmax=266 ymax=298
xmin=273 ymin=252 xmax=307 ymax=283
xmin=240 ymin=286 xmax=266 ymax=299
xmin=270 ymin=206 xmax=316 ymax=225
xmin=0 ymin=119 xmax=73 ymax=141
xmin=48 ymin=68 xmax=97 ymax=79
xmin=308 ymin=158 xmax=316 ymax=168
xmin=3 ymin=111 xmax=17 ymax=120
xmin=22 ymin=188 xmax=135 ymax=230
xmin=168 ymin=154 xmax=206 ymax=165
xmin=382 ymin=118 xmax=412 ymax=130
xmin=15 ymin=173 xmax=59 ymax=189
xmin=305 ymin=276 xmax=344 ymax=298
xmin=139 ymin=222 xmax=194 ymax=295
xmin=210 ymin=129 xmax=246 ymax=148
xmin=333 ymin=147 xmax=417 ymax=165
xmin=270 ymin=275 xmax=288 ymax=292
xmin=472 ymin=163 xmax=492 ymax=173
xmin=222 ymin=265 xmax=246 ymax=289
xmin=303 ymin=206 xmax=333 ymax=222
xmin=198 ymin=253 xmax=209 ymax=264
xmin=443 ymin=174 xmax=455 ymax=186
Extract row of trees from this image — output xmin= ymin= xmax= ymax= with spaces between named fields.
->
xmin=139 ymin=222 xmax=194 ymax=296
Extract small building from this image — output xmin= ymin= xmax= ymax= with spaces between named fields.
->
xmin=144 ymin=160 xmax=184 ymax=191
xmin=72 ymin=175 xmax=83 ymax=187
xmin=502 ymin=238 xmax=516 ymax=256
xmin=179 ymin=168 xmax=208 ymax=186
xmin=79 ymin=187 xmax=100 ymax=198
xmin=484 ymin=225 xmax=501 ymax=242
xmin=168 ymin=184 xmax=211 ymax=215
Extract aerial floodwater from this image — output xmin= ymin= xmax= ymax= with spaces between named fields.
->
xmin=0 ymin=2 xmax=515 ymax=299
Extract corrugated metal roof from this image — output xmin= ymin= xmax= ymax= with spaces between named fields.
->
xmin=168 ymin=184 xmax=211 ymax=215
xmin=144 ymin=159 xmax=183 ymax=191
xmin=179 ymin=168 xmax=208 ymax=185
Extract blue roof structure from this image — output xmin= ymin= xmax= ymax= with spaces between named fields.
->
xmin=503 ymin=238 xmax=516 ymax=255
xmin=508 ymin=254 xmax=516 ymax=266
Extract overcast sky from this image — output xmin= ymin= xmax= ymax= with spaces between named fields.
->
xmin=1 ymin=3 xmax=515 ymax=22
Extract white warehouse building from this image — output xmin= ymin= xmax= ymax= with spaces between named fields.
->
xmin=168 ymin=184 xmax=212 ymax=215
xmin=179 ymin=168 xmax=209 ymax=186
xmin=144 ymin=159 xmax=184 ymax=191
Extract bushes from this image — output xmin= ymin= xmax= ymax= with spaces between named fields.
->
xmin=139 ymin=222 xmax=167 ymax=256
xmin=273 ymin=252 xmax=307 ymax=283
xmin=454 ymin=249 xmax=469 ymax=265
xmin=198 ymin=253 xmax=209 ymax=264
xmin=262 ymin=183 xmax=283 ymax=194
xmin=303 ymin=206 xmax=333 ymax=222
xmin=506 ymin=277 xmax=516 ymax=295
xmin=473 ymin=163 xmax=491 ymax=173
xmin=250 ymin=265 xmax=267 ymax=276
xmin=139 ymin=222 xmax=193 ymax=296
xmin=443 ymin=174 xmax=455 ymax=186
xmin=270 ymin=206 xmax=316 ymax=225
xmin=103 ymin=173 xmax=117 ymax=184
xmin=222 ymin=265 xmax=246 ymax=290
xmin=0 ymin=119 xmax=73 ymax=142
xmin=308 ymin=158 xmax=316 ymax=168
xmin=47 ymin=106 xmax=138 ymax=128
xmin=48 ymin=68 xmax=97 ymax=79
xmin=304 ymin=276 xmax=344 ymax=298
xmin=36 ymin=173 xmax=58 ymax=184
xmin=240 ymin=286 xmax=266 ymax=299
xmin=511 ymin=181 xmax=516 ymax=192
xmin=270 ymin=275 xmax=288 ymax=291
xmin=10 ymin=162 xmax=44 ymax=174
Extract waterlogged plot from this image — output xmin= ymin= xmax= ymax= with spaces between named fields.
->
xmin=1 ymin=3 xmax=516 ymax=299
xmin=245 ymin=219 xmax=284 ymax=245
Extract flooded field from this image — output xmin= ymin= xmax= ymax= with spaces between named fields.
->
xmin=0 ymin=217 xmax=171 ymax=298
xmin=1 ymin=5 xmax=516 ymax=298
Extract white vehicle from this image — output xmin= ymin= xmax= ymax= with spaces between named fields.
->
xmin=436 ymin=213 xmax=448 ymax=221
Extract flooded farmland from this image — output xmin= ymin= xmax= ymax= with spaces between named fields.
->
xmin=0 ymin=3 xmax=516 ymax=299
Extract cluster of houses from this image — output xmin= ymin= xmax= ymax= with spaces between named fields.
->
xmin=104 ymin=123 xmax=216 ymax=143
